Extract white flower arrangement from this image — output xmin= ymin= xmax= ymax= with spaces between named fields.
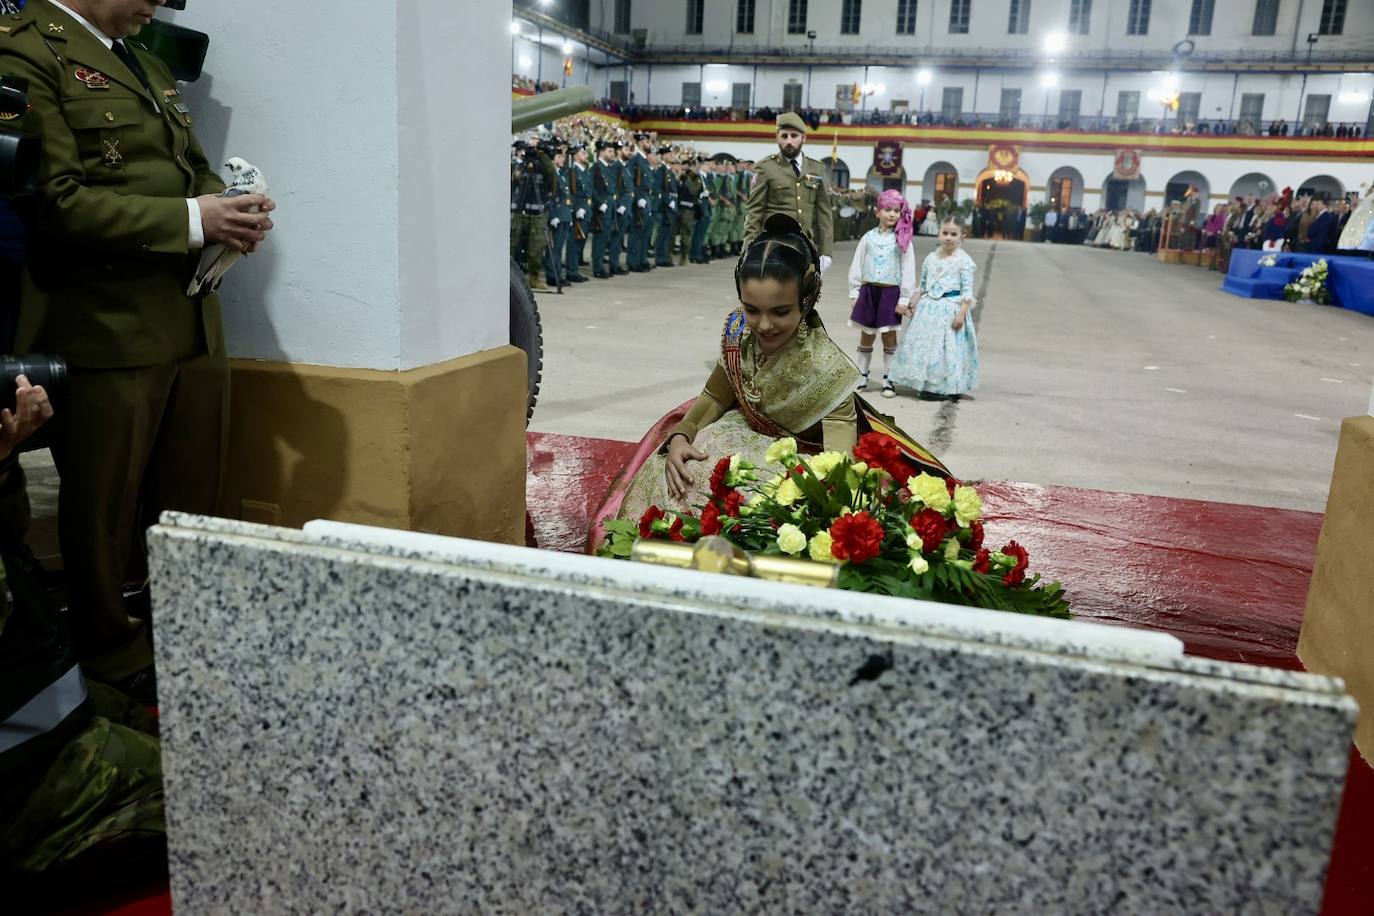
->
xmin=1284 ymin=259 xmax=1331 ymax=305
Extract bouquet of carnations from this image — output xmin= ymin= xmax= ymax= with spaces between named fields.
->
xmin=1284 ymin=258 xmax=1331 ymax=305
xmin=601 ymin=432 xmax=1070 ymax=619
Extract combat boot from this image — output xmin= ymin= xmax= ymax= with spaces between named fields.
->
xmin=528 ymin=273 xmax=548 ymax=291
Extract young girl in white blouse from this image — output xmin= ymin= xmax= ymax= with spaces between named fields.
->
xmin=888 ymin=215 xmax=981 ymax=400
xmin=846 ymin=189 xmax=917 ymax=398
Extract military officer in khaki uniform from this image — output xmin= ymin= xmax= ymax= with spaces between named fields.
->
xmin=1 ymin=0 xmax=276 ymax=701
xmin=743 ymin=112 xmax=834 ymax=274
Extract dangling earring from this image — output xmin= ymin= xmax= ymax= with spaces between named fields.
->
xmin=796 ymin=317 xmax=811 ymax=341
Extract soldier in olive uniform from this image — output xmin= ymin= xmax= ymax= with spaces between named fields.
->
xmin=653 ymin=148 xmax=679 ymax=267
xmin=563 ymin=143 xmax=592 ymax=283
xmin=590 ymin=140 xmax=618 ymax=279
xmin=730 ymin=160 xmax=753 ymax=255
xmin=710 ymin=155 xmax=736 ymax=259
xmin=1 ymin=0 xmax=275 ymax=699
xmin=543 ymin=144 xmax=571 ymax=289
xmin=677 ymin=159 xmax=702 ymax=266
xmin=743 ymin=112 xmax=834 ymax=273
xmin=692 ymin=157 xmax=714 ymax=263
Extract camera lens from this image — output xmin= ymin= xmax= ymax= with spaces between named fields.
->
xmin=0 ymin=354 xmax=66 ymax=412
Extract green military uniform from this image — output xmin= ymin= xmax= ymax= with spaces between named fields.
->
xmin=0 ymin=462 xmax=165 ymax=901
xmin=708 ymin=166 xmax=731 ymax=256
xmin=743 ymin=115 xmax=834 ymax=257
xmin=677 ymin=167 xmax=702 ymax=265
xmin=730 ymin=166 xmax=751 ymax=252
xmin=1 ymin=0 xmax=231 ymax=682
xmin=510 ymin=144 xmax=556 ymax=290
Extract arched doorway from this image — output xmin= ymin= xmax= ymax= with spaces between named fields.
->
xmin=865 ymin=165 xmax=906 ymax=192
xmin=1165 ymin=170 xmax=1210 ymax=211
xmin=1046 ymin=166 xmax=1084 ymax=209
xmin=1228 ymin=172 xmax=1274 ymax=202
xmin=921 ymin=161 xmax=959 ymax=204
xmin=1102 ymin=173 xmax=1146 ymax=211
xmin=974 ymin=167 xmax=1029 ymax=239
xmin=821 ymin=156 xmax=851 ymax=190
xmin=1298 ymin=174 xmax=1345 ymax=201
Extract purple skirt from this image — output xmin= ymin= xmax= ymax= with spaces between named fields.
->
xmin=849 ymin=283 xmax=902 ymax=332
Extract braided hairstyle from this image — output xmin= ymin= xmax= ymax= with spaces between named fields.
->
xmin=734 ymin=214 xmax=823 ymax=313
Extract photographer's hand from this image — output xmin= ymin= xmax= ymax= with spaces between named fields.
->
xmin=0 ymin=375 xmax=52 ymax=460
xmin=198 ymin=194 xmax=277 ymax=253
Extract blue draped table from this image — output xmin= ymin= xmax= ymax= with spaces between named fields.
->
xmin=1223 ymin=249 xmax=1374 ymax=316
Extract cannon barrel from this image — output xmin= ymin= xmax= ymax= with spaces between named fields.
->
xmin=512 ymin=85 xmax=596 ymax=134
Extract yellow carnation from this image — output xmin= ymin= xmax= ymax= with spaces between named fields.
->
xmin=952 ymin=485 xmax=982 ymax=527
xmin=807 ymin=451 xmax=846 ymax=477
xmin=908 ymin=551 xmax=930 ymax=574
xmin=774 ymin=477 xmax=803 ymax=507
xmin=944 ymin=538 xmax=962 ymax=561
xmin=907 ymin=472 xmax=951 ymax=511
xmin=765 ymin=437 xmax=799 ymax=465
xmin=777 ymin=523 xmax=807 ymax=555
xmin=809 ymin=530 xmax=836 ymax=563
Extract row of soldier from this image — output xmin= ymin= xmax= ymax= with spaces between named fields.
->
xmin=511 ymin=132 xmax=755 ymax=290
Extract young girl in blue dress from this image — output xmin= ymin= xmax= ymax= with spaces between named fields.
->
xmin=846 ymin=189 xmax=917 ymax=398
xmin=889 ymin=215 xmax=981 ymax=400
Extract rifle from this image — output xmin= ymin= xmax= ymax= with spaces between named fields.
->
xmin=545 ymin=220 xmax=564 ymax=294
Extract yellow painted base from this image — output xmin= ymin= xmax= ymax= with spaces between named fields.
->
xmin=1298 ymin=415 xmax=1374 ymax=761
xmin=221 ymin=346 xmax=528 ymax=544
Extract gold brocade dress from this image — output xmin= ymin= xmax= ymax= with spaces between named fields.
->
xmin=614 ymin=308 xmax=862 ymax=523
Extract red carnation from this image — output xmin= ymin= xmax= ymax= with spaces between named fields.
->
xmin=1001 ymin=540 xmax=1030 ymax=587
xmin=912 ymin=508 xmax=948 ymax=554
xmin=972 ymin=548 xmax=991 ymax=574
xmin=724 ymin=489 xmax=744 ymax=518
xmin=639 ymin=505 xmax=665 ymax=539
xmin=945 ymin=477 xmax=958 ymax=498
xmin=853 ymin=432 xmax=906 ymax=480
xmin=700 ymin=502 xmax=722 ymax=536
xmin=968 ymin=520 xmax=985 ymax=551
xmin=669 ymin=517 xmax=687 ymax=542
xmin=830 ymin=511 xmax=885 ymax=565
xmin=709 ymin=458 xmax=731 ymax=499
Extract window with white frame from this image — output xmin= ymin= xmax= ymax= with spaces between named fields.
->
xmin=788 ymin=0 xmax=809 ymax=33
xmin=1126 ymin=0 xmax=1150 ymax=35
xmin=1069 ymin=0 xmax=1091 ymax=34
xmin=897 ymin=0 xmax=919 ymax=34
xmin=1318 ymin=0 xmax=1346 ymax=35
xmin=949 ymin=0 xmax=971 ymax=33
xmin=1188 ymin=0 xmax=1214 ymax=35
xmin=841 ymin=0 xmax=862 ymax=34
xmin=1008 ymin=0 xmax=1031 ymax=34
xmin=1251 ymin=0 xmax=1278 ymax=35
xmin=942 ymin=87 xmax=964 ymax=120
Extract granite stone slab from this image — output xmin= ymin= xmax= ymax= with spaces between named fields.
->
xmin=149 ymin=514 xmax=1355 ymax=915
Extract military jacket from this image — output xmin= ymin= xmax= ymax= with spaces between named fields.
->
xmin=614 ymin=159 xmax=632 ymax=206
xmin=627 ymin=152 xmax=650 ymax=205
xmin=551 ymin=169 xmax=573 ymax=223
xmin=655 ymin=166 xmax=677 ymax=212
xmin=744 ymin=152 xmax=834 ymax=257
xmin=569 ymin=162 xmax=593 ymax=214
xmin=591 ymin=159 xmax=615 ymax=211
xmin=1 ymin=0 xmax=227 ymax=368
xmin=680 ymin=171 xmax=704 ymax=217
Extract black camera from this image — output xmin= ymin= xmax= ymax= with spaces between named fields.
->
xmin=0 ymin=355 xmax=64 ymax=413
xmin=0 ymin=76 xmax=40 ymax=198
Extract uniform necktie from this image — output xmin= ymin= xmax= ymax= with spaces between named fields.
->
xmin=791 ymin=158 xmax=801 ymax=179
xmin=112 ymin=40 xmax=154 ymax=101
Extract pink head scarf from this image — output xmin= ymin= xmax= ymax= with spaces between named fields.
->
xmin=876 ymin=189 xmax=914 ymax=252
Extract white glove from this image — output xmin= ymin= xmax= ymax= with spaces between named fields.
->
xmin=669 ymin=201 xmax=677 ymax=210
xmin=598 ymin=203 xmax=608 ymax=213
xmin=700 ymin=191 xmax=710 ymax=199
xmin=550 ymin=217 xmax=561 ymax=228
xmin=576 ymin=208 xmax=586 ymax=219
xmin=637 ymin=199 xmax=648 ymax=209
xmin=616 ymin=205 xmax=626 ymax=214
xmin=819 ymin=255 xmax=833 ymax=274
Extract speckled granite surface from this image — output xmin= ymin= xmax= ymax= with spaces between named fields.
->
xmin=149 ymin=514 xmax=1355 ymax=915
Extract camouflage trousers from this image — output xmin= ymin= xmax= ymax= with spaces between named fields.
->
xmin=1 ymin=682 xmax=164 ymax=882
xmin=510 ymin=214 xmax=547 ymax=279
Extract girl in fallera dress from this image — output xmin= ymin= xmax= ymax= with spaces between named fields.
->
xmin=846 ymin=189 xmax=917 ymax=399
xmin=589 ymin=214 xmax=950 ymax=538
xmin=888 ymin=216 xmax=980 ymax=401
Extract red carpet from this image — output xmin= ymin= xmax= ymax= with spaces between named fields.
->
xmin=75 ymin=431 xmax=1369 ymax=914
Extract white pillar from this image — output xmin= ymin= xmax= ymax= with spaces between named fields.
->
xmin=165 ymin=0 xmax=508 ymax=371
xmin=160 ymin=0 xmax=525 ymax=543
